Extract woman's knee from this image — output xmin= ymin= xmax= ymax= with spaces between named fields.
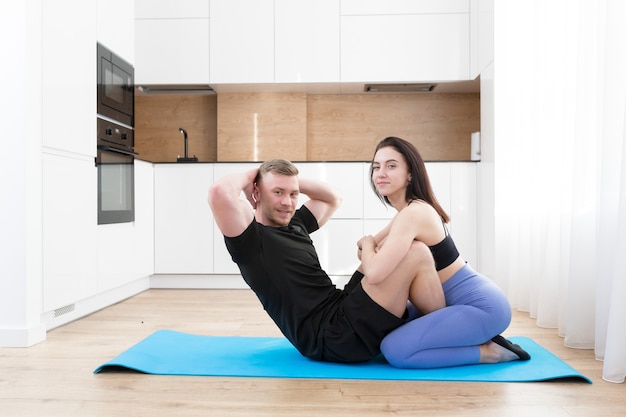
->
xmin=406 ymin=240 xmax=436 ymax=273
xmin=380 ymin=332 xmax=408 ymax=368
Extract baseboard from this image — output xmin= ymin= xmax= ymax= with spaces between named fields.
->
xmin=40 ymin=276 xmax=151 ymax=332
xmin=0 ymin=323 xmax=47 ymax=348
xmin=150 ymin=274 xmax=250 ymax=289
xmin=150 ymin=274 xmax=352 ymax=289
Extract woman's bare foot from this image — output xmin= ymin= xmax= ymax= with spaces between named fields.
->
xmin=478 ymin=335 xmax=531 ymax=364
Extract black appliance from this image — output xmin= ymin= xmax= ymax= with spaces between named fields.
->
xmin=96 ymin=118 xmax=136 ymax=224
xmin=97 ymin=43 xmax=134 ymax=126
xmin=96 ymin=43 xmax=136 ymax=225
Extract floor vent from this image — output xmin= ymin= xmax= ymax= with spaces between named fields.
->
xmin=54 ymin=303 xmax=75 ymax=318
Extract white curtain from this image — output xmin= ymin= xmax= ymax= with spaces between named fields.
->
xmin=495 ymin=0 xmax=626 ymax=383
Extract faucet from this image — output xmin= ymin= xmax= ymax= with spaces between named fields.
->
xmin=179 ymin=128 xmax=189 ymax=158
xmin=177 ymin=128 xmax=198 ymax=162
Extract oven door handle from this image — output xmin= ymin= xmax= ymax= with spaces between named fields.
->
xmin=97 ymin=144 xmax=139 ymax=157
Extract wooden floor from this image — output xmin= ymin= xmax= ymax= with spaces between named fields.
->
xmin=1 ymin=289 xmax=623 ymax=417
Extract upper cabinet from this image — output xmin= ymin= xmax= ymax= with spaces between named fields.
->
xmin=209 ymin=0 xmax=340 ymax=84
xmin=136 ymin=0 xmax=209 ymax=18
xmin=340 ymin=0 xmax=471 ymax=82
xmin=97 ymin=0 xmax=135 ymax=64
xmin=274 ymin=0 xmax=340 ymax=83
xmin=209 ymin=0 xmax=274 ymax=84
xmin=136 ymin=0 xmax=486 ymax=86
xmin=469 ymin=0 xmax=494 ymax=79
xmin=42 ymin=0 xmax=135 ymax=157
xmin=135 ymin=0 xmax=210 ymax=84
xmin=42 ymin=0 xmax=97 ymax=157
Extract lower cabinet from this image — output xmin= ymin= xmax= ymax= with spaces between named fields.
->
xmin=42 ymin=157 xmax=156 ymax=312
xmin=154 ymin=164 xmax=215 ymax=273
xmin=42 ymin=154 xmax=98 ymax=312
xmin=154 ymin=162 xmax=478 ymax=278
xmin=97 ymin=160 xmax=155 ymax=292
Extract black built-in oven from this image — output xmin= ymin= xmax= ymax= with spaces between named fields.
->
xmin=96 ymin=118 xmax=136 ymax=224
xmin=96 ymin=43 xmax=135 ymax=225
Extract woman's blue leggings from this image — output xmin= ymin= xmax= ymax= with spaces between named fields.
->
xmin=380 ymin=263 xmax=512 ymax=368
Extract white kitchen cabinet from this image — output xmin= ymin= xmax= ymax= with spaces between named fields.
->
xmin=470 ymin=0 xmax=494 ymax=79
xmin=97 ymin=160 xmax=154 ymax=292
xmin=295 ymin=162 xmax=364 ymax=219
xmin=209 ymin=0 xmax=274 ymax=84
xmin=134 ymin=160 xmax=156 ymax=277
xmin=341 ymin=0 xmax=469 ymax=15
xmin=42 ymin=154 xmax=98 ymax=312
xmin=313 ymin=219 xmax=363 ymax=276
xmin=210 ymin=0 xmax=340 ymax=85
xmin=341 ymin=13 xmax=470 ymax=82
xmin=140 ymin=0 xmax=476 ymax=85
xmin=135 ymin=18 xmax=209 ymax=85
xmin=97 ymin=0 xmax=135 ymax=64
xmin=340 ymin=0 xmax=470 ymax=83
xmin=135 ymin=0 xmax=209 ymax=19
xmin=448 ymin=162 xmax=478 ymax=267
xmin=134 ymin=0 xmax=209 ymax=85
xmin=42 ymin=0 xmax=96 ymax=157
xmin=274 ymin=0 xmax=340 ymax=83
xmin=154 ymin=164 xmax=214 ymax=274
xmin=426 ymin=163 xmax=453 ymax=217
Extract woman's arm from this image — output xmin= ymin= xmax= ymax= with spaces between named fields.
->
xmin=358 ymin=206 xmax=427 ymax=285
xmin=373 ymin=221 xmax=392 ymax=247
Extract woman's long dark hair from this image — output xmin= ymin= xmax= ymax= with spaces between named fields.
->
xmin=370 ymin=137 xmax=450 ymax=223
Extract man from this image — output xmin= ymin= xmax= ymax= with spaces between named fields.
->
xmin=207 ymin=159 xmax=443 ymax=363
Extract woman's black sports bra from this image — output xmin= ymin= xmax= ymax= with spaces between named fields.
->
xmin=406 ymin=199 xmax=460 ymax=271
xmin=428 ymin=222 xmax=460 ymax=271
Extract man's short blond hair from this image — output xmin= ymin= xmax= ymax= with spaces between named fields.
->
xmin=255 ymin=159 xmax=299 ymax=184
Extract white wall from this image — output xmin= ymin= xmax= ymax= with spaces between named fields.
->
xmin=0 ymin=1 xmax=46 ymax=347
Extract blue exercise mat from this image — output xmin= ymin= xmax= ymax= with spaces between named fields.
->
xmin=94 ymin=330 xmax=591 ymax=383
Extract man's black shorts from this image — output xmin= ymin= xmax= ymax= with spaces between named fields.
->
xmin=320 ymin=271 xmax=407 ymax=363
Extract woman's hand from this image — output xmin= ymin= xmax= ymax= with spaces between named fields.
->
xmin=357 ymin=235 xmax=384 ymax=260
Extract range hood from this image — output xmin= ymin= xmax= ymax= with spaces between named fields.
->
xmin=364 ymin=83 xmax=437 ymax=93
xmin=135 ymin=80 xmax=478 ymax=95
xmin=136 ymin=84 xmax=216 ymax=95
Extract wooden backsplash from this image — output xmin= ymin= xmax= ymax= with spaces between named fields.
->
xmin=307 ymin=93 xmax=480 ymax=161
xmin=135 ymin=94 xmax=218 ymax=163
xmin=135 ymin=92 xmax=479 ymax=162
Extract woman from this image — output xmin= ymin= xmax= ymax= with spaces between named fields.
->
xmin=359 ymin=136 xmax=530 ymax=368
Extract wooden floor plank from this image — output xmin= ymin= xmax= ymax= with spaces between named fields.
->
xmin=0 ymin=289 xmax=623 ymax=417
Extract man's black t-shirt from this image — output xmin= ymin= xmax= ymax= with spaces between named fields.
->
xmin=224 ymin=206 xmax=344 ymax=359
